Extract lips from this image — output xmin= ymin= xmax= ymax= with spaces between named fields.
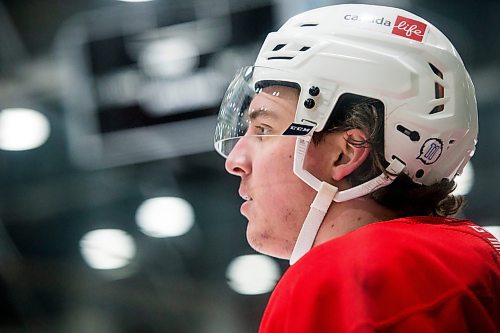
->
xmin=239 ymin=190 xmax=253 ymax=201
xmin=239 ymin=188 xmax=252 ymax=216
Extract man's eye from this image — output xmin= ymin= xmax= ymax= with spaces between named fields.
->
xmin=255 ymin=125 xmax=272 ymax=135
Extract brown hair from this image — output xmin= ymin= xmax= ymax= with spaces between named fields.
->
xmin=312 ymin=93 xmax=463 ymax=217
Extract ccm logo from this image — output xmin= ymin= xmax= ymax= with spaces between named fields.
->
xmin=289 ymin=126 xmax=309 ymax=132
xmin=283 ymin=123 xmax=314 ymax=136
xmin=392 ymin=15 xmax=427 ymax=42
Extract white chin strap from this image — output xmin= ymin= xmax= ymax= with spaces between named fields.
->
xmin=289 ymin=136 xmax=406 ymax=265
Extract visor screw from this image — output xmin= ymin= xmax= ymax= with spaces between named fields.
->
xmin=304 ymin=98 xmax=315 ymax=109
xmin=309 ymin=86 xmax=320 ymax=96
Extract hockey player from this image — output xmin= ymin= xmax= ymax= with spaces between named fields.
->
xmin=214 ymin=4 xmax=499 ymax=332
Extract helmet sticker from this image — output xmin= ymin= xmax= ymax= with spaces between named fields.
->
xmin=418 ymin=138 xmax=443 ymax=165
xmin=342 ymin=14 xmax=393 ymax=34
xmin=343 ymin=14 xmax=392 ymax=27
xmin=392 ymin=16 xmax=428 ymax=42
xmin=282 ymin=123 xmax=314 ymax=136
xmin=341 ymin=13 xmax=428 ymax=42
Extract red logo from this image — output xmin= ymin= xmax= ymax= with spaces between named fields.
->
xmin=392 ymin=15 xmax=427 ymax=42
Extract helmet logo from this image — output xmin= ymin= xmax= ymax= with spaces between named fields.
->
xmin=283 ymin=123 xmax=314 ymax=136
xmin=392 ymin=16 xmax=427 ymax=42
xmin=343 ymin=14 xmax=391 ymax=27
xmin=418 ymin=138 xmax=443 ymax=165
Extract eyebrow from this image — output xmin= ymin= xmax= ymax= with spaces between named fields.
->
xmin=248 ymin=108 xmax=279 ymax=121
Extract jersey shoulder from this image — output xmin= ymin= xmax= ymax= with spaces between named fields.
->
xmin=261 ymin=217 xmax=500 ymax=332
xmin=288 ymin=217 xmax=499 ymax=298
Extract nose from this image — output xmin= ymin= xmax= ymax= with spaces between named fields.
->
xmin=225 ymin=137 xmax=251 ymax=177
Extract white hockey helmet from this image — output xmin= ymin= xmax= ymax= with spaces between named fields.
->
xmin=215 ymin=4 xmax=478 ymax=186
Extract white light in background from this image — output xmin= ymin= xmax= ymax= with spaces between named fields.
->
xmin=453 ymin=162 xmax=474 ymax=195
xmin=80 ymin=229 xmax=136 ymax=270
xmin=226 ymin=255 xmax=281 ymax=295
xmin=136 ymin=197 xmax=194 ymax=238
xmin=0 ymin=108 xmax=50 ymax=151
xmin=139 ymin=38 xmax=199 ymax=78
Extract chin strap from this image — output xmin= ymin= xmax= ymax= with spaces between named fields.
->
xmin=333 ymin=158 xmax=406 ymax=202
xmin=289 ymin=136 xmax=406 ymax=265
xmin=289 ymin=181 xmax=338 ymax=265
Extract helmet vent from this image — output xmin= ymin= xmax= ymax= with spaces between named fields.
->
xmin=267 ymin=56 xmax=294 ymax=60
xmin=267 ymin=45 xmax=311 ymax=60
xmin=272 ymin=44 xmax=286 ymax=51
xmin=429 ymin=63 xmax=445 ymax=114
xmin=300 ymin=23 xmax=318 ymax=27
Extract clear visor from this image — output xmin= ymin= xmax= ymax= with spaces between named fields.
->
xmin=214 ymin=66 xmax=312 ymax=157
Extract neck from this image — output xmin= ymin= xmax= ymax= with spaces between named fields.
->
xmin=313 ymin=196 xmax=398 ymax=247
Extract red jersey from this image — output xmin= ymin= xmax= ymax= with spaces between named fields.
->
xmin=259 ymin=217 xmax=500 ymax=333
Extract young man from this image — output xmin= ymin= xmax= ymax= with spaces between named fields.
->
xmin=214 ymin=4 xmax=499 ymax=332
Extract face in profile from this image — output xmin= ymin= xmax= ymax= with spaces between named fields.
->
xmin=225 ymin=84 xmax=321 ymax=259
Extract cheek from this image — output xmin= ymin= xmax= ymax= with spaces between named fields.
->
xmin=247 ymin=140 xmax=319 ymax=253
xmin=254 ymin=144 xmax=315 ymax=215
xmin=253 ymin=145 xmax=294 ymax=182
xmin=253 ymin=165 xmax=314 ymax=234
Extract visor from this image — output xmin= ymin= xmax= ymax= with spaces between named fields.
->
xmin=214 ymin=66 xmax=314 ymax=157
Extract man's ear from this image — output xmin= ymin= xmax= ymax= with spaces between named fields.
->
xmin=331 ymin=129 xmax=370 ymax=181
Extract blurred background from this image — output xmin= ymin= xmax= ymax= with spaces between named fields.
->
xmin=0 ymin=0 xmax=498 ymax=332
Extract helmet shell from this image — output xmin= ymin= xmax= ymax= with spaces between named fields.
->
xmin=253 ymin=4 xmax=478 ymax=185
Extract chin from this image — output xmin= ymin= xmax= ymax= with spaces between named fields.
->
xmin=246 ymin=229 xmax=291 ymax=260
